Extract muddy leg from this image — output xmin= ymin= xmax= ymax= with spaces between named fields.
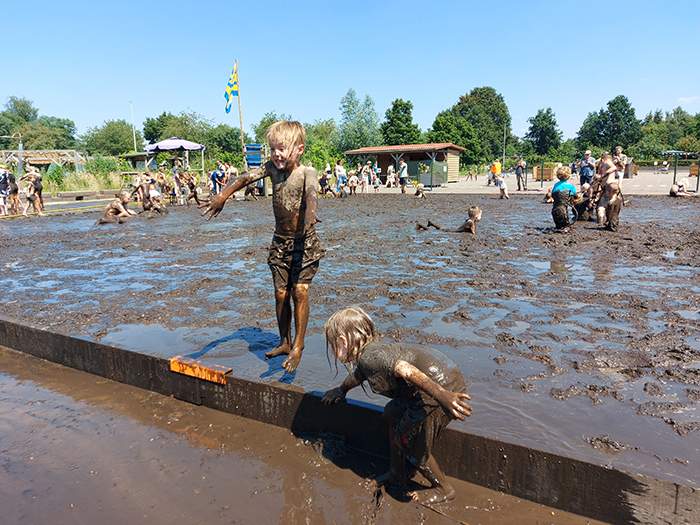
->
xmin=281 ymin=283 xmax=310 ymax=373
xmin=265 ymin=288 xmax=293 ymax=362
xmin=426 ymin=221 xmax=444 ymax=230
xmin=409 ymin=454 xmax=455 ymax=505
xmin=415 ymin=222 xmax=429 ymax=231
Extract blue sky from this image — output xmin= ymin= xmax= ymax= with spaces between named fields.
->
xmin=5 ymin=0 xmax=699 ymax=141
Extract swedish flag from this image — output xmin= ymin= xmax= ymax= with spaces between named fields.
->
xmin=224 ymin=62 xmax=239 ymax=114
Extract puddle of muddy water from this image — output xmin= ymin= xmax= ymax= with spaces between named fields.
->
xmin=1 ymin=194 xmax=699 ymax=490
xmin=0 ymin=346 xmax=607 ymax=525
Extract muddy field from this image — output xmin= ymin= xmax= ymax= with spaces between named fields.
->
xmin=1 ymin=193 xmax=699 ymax=489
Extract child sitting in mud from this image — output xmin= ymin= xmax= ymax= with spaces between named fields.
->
xmin=551 ymin=166 xmax=577 ymax=232
xmin=415 ymin=183 xmax=426 ymax=199
xmin=670 ymin=178 xmax=693 ymax=197
xmin=415 ymin=205 xmax=482 ymax=234
xmin=322 ymin=306 xmax=472 ymax=505
xmin=97 ymin=190 xmax=137 ymax=224
xmin=200 ymin=120 xmax=322 ymax=374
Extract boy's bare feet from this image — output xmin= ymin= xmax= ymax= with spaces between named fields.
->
xmin=265 ymin=344 xmax=303 ymax=373
xmin=409 ymin=484 xmax=455 ymax=505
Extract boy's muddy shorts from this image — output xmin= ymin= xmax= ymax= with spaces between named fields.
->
xmin=383 ymin=396 xmax=453 ymax=469
xmin=268 ymin=228 xmax=323 ymax=291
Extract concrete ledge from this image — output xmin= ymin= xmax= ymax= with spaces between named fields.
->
xmin=0 ymin=317 xmax=696 ymax=525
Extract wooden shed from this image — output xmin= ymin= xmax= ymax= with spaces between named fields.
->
xmin=343 ymin=143 xmax=465 ymax=185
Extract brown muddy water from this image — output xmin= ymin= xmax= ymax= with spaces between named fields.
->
xmin=0 ymin=346 xmax=606 ymax=524
xmin=0 ymin=193 xmax=699 ymax=493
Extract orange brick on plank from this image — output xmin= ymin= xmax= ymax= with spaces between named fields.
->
xmin=170 ymin=356 xmax=232 ymax=384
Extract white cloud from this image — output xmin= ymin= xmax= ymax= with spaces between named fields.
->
xmin=678 ymin=96 xmax=698 ymax=104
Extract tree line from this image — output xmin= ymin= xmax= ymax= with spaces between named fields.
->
xmin=2 ymin=89 xmax=699 ymax=172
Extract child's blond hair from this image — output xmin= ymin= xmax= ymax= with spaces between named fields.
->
xmin=325 ymin=306 xmax=377 ymax=364
xmin=468 ymin=205 xmax=481 ymax=219
xmin=265 ymin=120 xmax=306 ymax=149
xmin=556 ymin=166 xmax=571 ymax=181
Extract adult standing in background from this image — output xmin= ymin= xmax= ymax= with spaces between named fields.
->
xmin=398 ymin=158 xmax=408 ymax=194
xmin=334 ymin=159 xmax=347 ymax=193
xmin=577 ymin=150 xmax=596 ymax=187
xmin=515 ymin=156 xmax=526 ymax=191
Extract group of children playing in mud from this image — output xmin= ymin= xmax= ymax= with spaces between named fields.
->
xmin=0 ymin=163 xmax=46 ymax=217
xmin=544 ymin=149 xmax=628 ymax=232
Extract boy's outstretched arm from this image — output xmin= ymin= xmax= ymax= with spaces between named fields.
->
xmin=394 ymin=360 xmax=472 ymax=420
xmin=322 ymin=373 xmax=362 ymax=405
xmin=200 ymin=168 xmax=264 ymax=221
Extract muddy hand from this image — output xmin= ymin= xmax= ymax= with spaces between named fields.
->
xmin=439 ymin=392 xmax=472 ymax=420
xmin=199 ymin=197 xmax=224 ymax=221
xmin=322 ymin=387 xmax=346 ymax=405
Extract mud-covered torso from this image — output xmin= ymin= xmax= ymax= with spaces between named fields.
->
xmin=353 ymin=342 xmax=466 ymax=406
xmin=266 ymin=161 xmax=318 ymax=237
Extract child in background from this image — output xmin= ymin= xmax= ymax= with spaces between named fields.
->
xmin=348 ymin=171 xmax=359 ymax=195
xmin=322 ymin=306 xmax=472 ymax=505
xmin=600 ymin=182 xmax=622 ymax=231
xmin=415 ymin=205 xmax=482 ymax=234
xmin=551 ymin=166 xmax=577 ymax=231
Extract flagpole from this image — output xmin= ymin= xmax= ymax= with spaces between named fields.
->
xmin=235 ymin=59 xmax=246 ymax=169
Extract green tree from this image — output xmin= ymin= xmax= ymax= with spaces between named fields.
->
xmin=36 ymin=116 xmax=77 ymax=149
xmin=600 ymin=95 xmax=642 ymax=149
xmin=380 ymin=99 xmax=420 ymax=145
xmin=159 ymin=110 xmax=213 ymax=146
xmin=686 ymin=113 xmax=700 ymax=141
xmin=578 ymin=95 xmax=641 ymax=151
xmin=300 ymin=118 xmax=339 ymax=171
xmin=524 ymin=108 xmax=562 ymax=155
xmin=82 ymin=119 xmax=143 ymax=156
xmin=207 ymin=124 xmax=249 ymax=154
xmin=454 ymin=87 xmax=511 ymax=161
xmin=426 ymin=109 xmax=479 ymax=166
xmin=336 ymin=88 xmax=381 ymax=153
xmin=3 ymin=96 xmax=39 ymax=125
xmin=18 ymin=122 xmax=65 ymax=150
xmin=665 ymin=106 xmax=693 ymax=148
xmin=251 ymin=111 xmax=292 ymax=143
xmin=676 ymin=135 xmax=700 ymax=154
xmin=143 ymin=112 xmax=177 ymax=144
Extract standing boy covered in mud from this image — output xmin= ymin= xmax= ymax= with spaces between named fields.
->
xmin=200 ymin=121 xmax=322 ymax=373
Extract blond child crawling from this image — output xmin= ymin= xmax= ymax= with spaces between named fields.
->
xmin=322 ymin=306 xmax=472 ymax=505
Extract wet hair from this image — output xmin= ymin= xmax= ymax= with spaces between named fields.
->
xmin=265 ymin=120 xmax=306 ymax=149
xmin=325 ymin=306 xmax=377 ymax=364
xmin=607 ymin=182 xmax=619 ymax=193
xmin=468 ymin=205 xmax=481 ymax=219
xmin=556 ymin=166 xmax=571 ymax=181
xmin=119 ymin=190 xmax=131 ymax=199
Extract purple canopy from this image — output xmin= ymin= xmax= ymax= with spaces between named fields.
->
xmin=145 ymin=137 xmax=205 ymax=152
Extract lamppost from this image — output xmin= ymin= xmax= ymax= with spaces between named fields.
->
xmin=130 ymin=100 xmax=137 ymax=152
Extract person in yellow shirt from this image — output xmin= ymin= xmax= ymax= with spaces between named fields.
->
xmin=488 ymin=159 xmax=501 ymax=186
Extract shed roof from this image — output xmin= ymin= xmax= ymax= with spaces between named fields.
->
xmin=343 ymin=143 xmax=466 ymax=155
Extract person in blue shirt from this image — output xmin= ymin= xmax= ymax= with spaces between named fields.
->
xmin=551 ymin=166 xmax=577 ymax=231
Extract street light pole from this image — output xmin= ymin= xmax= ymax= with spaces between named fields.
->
xmin=130 ymin=100 xmax=137 ymax=152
